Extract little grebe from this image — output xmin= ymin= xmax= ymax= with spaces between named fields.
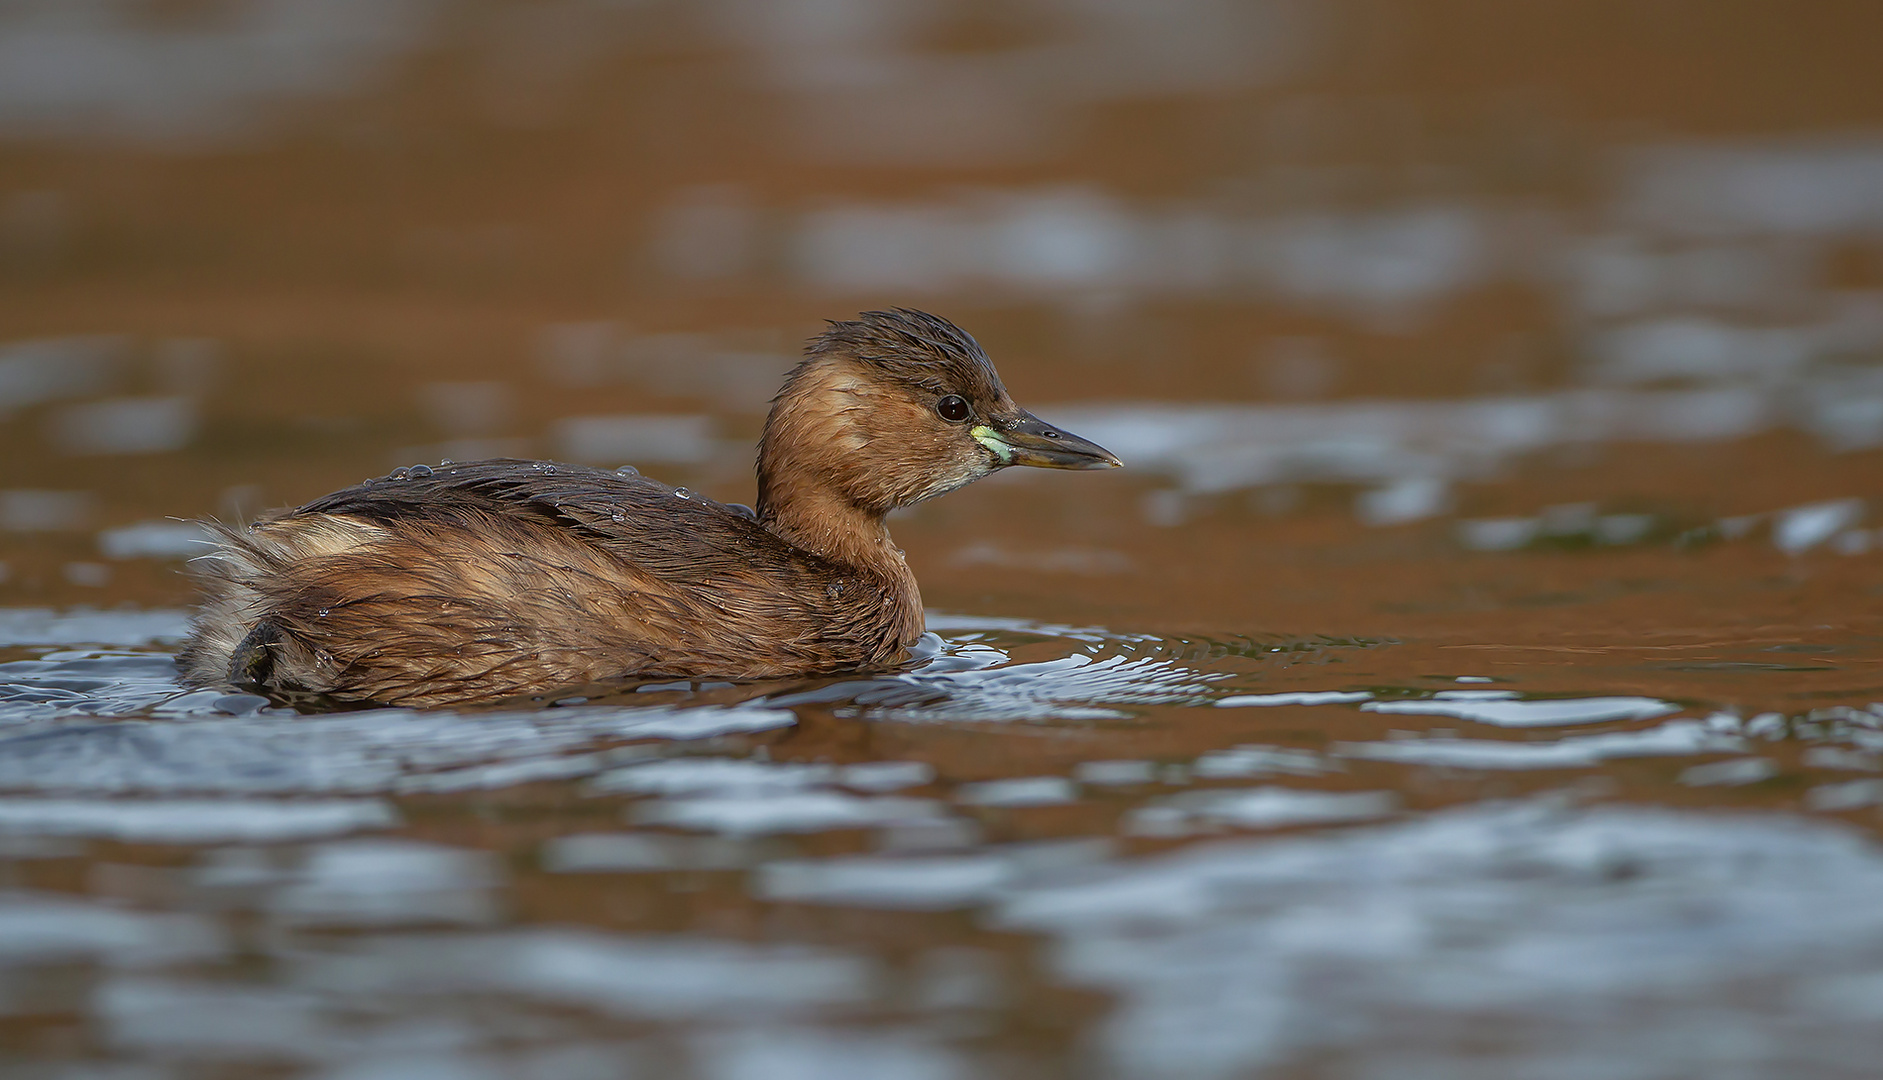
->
xmin=179 ymin=309 xmax=1120 ymax=706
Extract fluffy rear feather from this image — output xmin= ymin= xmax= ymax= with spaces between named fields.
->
xmin=177 ymin=460 xmax=917 ymax=707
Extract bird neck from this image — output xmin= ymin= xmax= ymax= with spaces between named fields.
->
xmin=755 ymin=359 xmax=874 ymax=553
xmin=754 ymin=360 xmax=924 ymax=647
xmin=759 ymin=476 xmax=924 ymax=646
xmin=760 ymin=480 xmax=904 ymax=575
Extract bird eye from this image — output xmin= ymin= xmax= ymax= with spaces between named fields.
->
xmin=936 ymin=395 xmax=972 ymax=423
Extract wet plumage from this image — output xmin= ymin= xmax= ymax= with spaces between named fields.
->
xmin=178 ymin=309 xmax=1120 ymax=707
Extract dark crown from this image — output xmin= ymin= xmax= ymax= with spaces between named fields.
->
xmin=808 ymin=309 xmax=1005 ymax=399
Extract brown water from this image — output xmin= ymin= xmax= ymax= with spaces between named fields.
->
xmin=4 ymin=3 xmax=1883 ymax=1077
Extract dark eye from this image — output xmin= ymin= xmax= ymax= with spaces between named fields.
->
xmin=935 ymin=395 xmax=972 ymax=423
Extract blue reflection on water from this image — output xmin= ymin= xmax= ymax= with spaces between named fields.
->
xmin=3 ymin=607 xmax=1883 ymax=1077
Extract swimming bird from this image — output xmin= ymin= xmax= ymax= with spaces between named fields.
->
xmin=178 ymin=309 xmax=1121 ymax=706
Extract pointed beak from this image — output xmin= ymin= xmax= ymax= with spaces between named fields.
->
xmin=971 ymin=411 xmax=1123 ymax=471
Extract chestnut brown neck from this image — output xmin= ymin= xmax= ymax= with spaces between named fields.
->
xmin=763 ymin=482 xmax=913 ymax=586
xmin=755 ymin=358 xmax=923 ymax=633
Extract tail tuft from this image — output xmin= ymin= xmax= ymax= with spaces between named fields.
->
xmin=175 ymin=521 xmax=282 ymax=692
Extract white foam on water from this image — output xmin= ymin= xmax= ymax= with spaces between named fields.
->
xmin=101 ymin=976 xmax=332 ymax=1060
xmin=0 ymin=611 xmax=1215 ymax=799
xmin=754 ymin=840 xmax=1114 ymax=911
xmin=762 ymin=628 xmax=1222 ymax=722
xmin=991 ymin=800 xmax=1883 ymax=1078
xmin=838 ymin=761 xmax=935 ymax=792
xmin=1456 ymin=516 xmax=1540 ymax=551
xmin=954 ymin=777 xmax=1078 ymax=807
xmin=1806 ymin=779 xmax=1883 ymax=812
xmin=759 ymin=854 xmax=1013 ymax=910
xmin=849 ymin=651 xmax=1220 ymax=722
xmin=0 ymin=608 xmax=190 ymax=646
xmin=0 ymin=797 xmax=395 ymax=843
xmin=590 ymin=758 xmax=835 ymax=796
xmin=1192 ymin=746 xmax=1336 ymax=778
xmin=497 ymin=931 xmax=875 ymax=1019
xmin=1336 ymin=720 xmax=1743 ymax=770
xmin=1075 ymin=760 xmax=1158 ymax=786
xmin=313 ymin=1051 xmax=510 ymax=1080
xmin=1680 ymin=758 xmax=1781 ymax=787
xmin=0 ymin=890 xmax=224 ymax=967
xmin=393 ymin=753 xmax=605 ymax=794
xmin=921 ymin=613 xmax=1131 ymax=640
xmin=1356 ymin=476 xmax=1451 ymax=526
xmin=271 ymin=839 xmax=497 ymax=928
xmin=1623 ymin=136 xmax=1883 ymax=236
xmin=1803 ymin=746 xmax=1882 ymax=772
xmin=1216 ymin=690 xmax=1373 ymax=708
xmin=630 ymin=792 xmax=948 ymax=836
xmin=0 ymin=703 xmax=795 ymax=795
xmin=544 ymin=833 xmax=689 ymax=873
xmin=1774 ymin=498 xmax=1866 ymax=555
xmin=1361 ymin=695 xmax=1679 ymax=728
xmin=543 ymin=831 xmax=776 ymax=874
xmin=1127 ymin=788 xmax=1397 ymax=837
xmin=695 ymin=1026 xmax=966 ymax=1080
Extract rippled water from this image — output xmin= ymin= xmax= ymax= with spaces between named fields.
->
xmin=3 ymin=607 xmax=1883 ymax=1078
xmin=5 ymin=1 xmax=1883 ymax=1076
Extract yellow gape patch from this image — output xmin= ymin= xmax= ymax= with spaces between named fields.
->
xmin=970 ymin=424 xmax=1014 ymax=462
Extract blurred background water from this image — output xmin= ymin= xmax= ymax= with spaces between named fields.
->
xmin=4 ymin=2 xmax=1883 ymax=1077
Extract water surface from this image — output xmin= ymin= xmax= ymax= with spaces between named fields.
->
xmin=5 ymin=2 xmax=1883 ymax=1077
xmin=3 ymin=596 xmax=1883 ymax=1078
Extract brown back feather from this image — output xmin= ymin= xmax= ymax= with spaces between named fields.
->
xmin=180 ymin=460 xmax=917 ymax=706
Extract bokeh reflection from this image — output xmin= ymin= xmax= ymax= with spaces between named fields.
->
xmin=4 ymin=1 xmax=1883 ymax=1077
